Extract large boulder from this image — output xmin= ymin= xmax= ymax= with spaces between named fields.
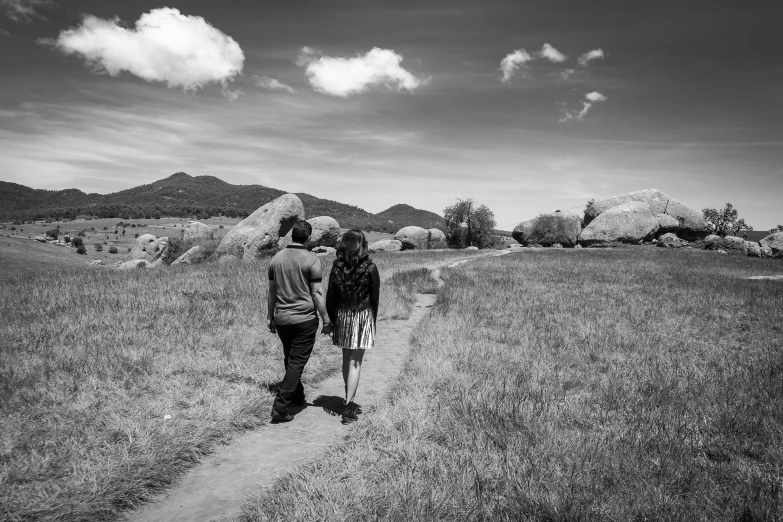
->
xmin=704 ymin=235 xmax=747 ymax=255
xmin=181 ymin=221 xmax=213 ymax=241
xmin=746 ymin=242 xmax=762 ymax=258
xmin=657 ymin=232 xmax=682 ymax=248
xmin=279 ymin=216 xmax=340 ymax=249
xmin=395 ymin=226 xmax=430 ymax=250
xmin=656 ymin=214 xmax=680 ymax=235
xmin=429 ymin=228 xmax=447 ymax=249
xmin=216 ymin=194 xmax=305 ymax=261
xmin=369 ymin=239 xmax=403 ymax=253
xmin=585 ymin=189 xmax=708 ymax=240
xmin=513 ymin=210 xmax=581 ymax=247
xmin=128 ymin=234 xmax=169 ymax=263
xmin=760 ymin=232 xmax=783 ymax=255
xmin=171 ymin=246 xmax=205 ymax=267
xmin=579 ymin=202 xmax=659 ymax=246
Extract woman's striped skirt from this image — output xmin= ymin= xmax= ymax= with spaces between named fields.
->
xmin=333 ymin=308 xmax=375 ymax=350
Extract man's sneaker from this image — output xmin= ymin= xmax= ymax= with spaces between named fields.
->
xmin=347 ymin=401 xmax=362 ymax=414
xmin=270 ymin=410 xmax=294 ymax=423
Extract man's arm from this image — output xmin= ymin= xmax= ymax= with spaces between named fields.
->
xmin=310 ymin=281 xmax=332 ymax=334
xmin=267 ymin=279 xmax=277 ymax=333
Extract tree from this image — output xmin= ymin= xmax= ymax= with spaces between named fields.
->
xmin=769 ymin=225 xmax=783 ymax=234
xmin=443 ymin=199 xmax=497 ymax=248
xmin=702 ymin=203 xmax=753 ymax=237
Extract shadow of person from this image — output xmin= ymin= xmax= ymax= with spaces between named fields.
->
xmin=312 ymin=395 xmax=345 ymax=417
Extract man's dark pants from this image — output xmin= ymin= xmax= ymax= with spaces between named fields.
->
xmin=273 ymin=317 xmax=319 ymax=414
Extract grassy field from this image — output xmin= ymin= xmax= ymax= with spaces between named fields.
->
xmin=242 ymin=249 xmax=783 ymax=522
xmin=0 ymin=248 xmax=484 ymax=521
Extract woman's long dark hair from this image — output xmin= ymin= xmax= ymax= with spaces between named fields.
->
xmin=332 ymin=229 xmax=372 ymax=302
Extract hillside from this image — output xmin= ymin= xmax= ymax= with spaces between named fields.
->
xmin=375 ymin=204 xmax=444 ymax=231
xmin=0 ymin=173 xmax=444 ymax=232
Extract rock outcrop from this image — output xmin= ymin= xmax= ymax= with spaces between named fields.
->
xmin=395 ymin=226 xmax=430 ymax=250
xmin=704 ymin=235 xmax=748 ymax=255
xmin=760 ymin=232 xmax=783 ymax=255
xmin=181 ymin=221 xmax=213 ymax=241
xmin=34 ymin=236 xmax=46 ymax=243
xmin=657 ymin=232 xmax=683 ymax=248
xmin=746 ymin=242 xmax=762 ymax=258
xmin=429 ymin=228 xmax=447 ymax=249
xmin=369 ymin=239 xmax=403 ymax=253
xmin=216 ymin=194 xmax=305 ymax=261
xmin=656 ymin=214 xmax=680 ymax=234
xmin=513 ymin=210 xmax=581 ymax=247
xmin=128 ymin=234 xmax=170 ymax=263
xmin=579 ymin=202 xmax=659 ymax=246
xmin=585 ymin=189 xmax=708 ymax=240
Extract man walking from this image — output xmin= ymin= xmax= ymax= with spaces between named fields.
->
xmin=267 ymin=220 xmax=332 ymax=423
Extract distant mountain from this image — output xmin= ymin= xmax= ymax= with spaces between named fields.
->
xmin=0 ymin=173 xmax=444 ymax=233
xmin=375 ymin=204 xmax=444 ymax=231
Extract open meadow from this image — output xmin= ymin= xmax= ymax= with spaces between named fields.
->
xmin=242 ymin=249 xmax=783 ymax=522
xmin=0 ymin=248 xmax=482 ymax=521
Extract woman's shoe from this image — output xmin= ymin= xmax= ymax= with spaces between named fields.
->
xmin=341 ymin=402 xmax=359 ymax=424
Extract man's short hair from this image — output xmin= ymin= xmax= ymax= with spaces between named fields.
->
xmin=291 ymin=220 xmax=312 ymax=244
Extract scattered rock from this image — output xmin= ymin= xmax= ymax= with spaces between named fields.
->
xmin=181 ymin=221 xmax=213 ymax=241
xmin=117 ymin=259 xmax=154 ymax=270
xmin=34 ymin=236 xmax=46 ymax=243
xmin=216 ymin=194 xmax=305 ymax=261
xmin=585 ymin=189 xmax=708 ymax=240
xmin=128 ymin=234 xmax=170 ymax=263
xmin=760 ymin=232 xmax=783 ymax=255
xmin=171 ymin=246 xmax=204 ymax=267
xmin=746 ymin=242 xmax=762 ymax=258
xmin=657 ymin=232 xmax=682 ymax=248
xmin=88 ymin=260 xmax=105 ymax=266
xmin=465 ymin=246 xmax=479 ymax=251
xmin=395 ymin=226 xmax=430 ymax=250
xmin=512 ymin=210 xmax=581 ymax=247
xmin=551 ymin=243 xmax=564 ymax=249
xmin=369 ymin=239 xmax=403 ymax=253
xmin=716 ymin=249 xmax=728 ymax=255
xmin=574 ymin=244 xmax=583 ymax=249
xmin=579 ymin=201 xmax=659 ymax=246
xmin=428 ymin=228 xmax=448 ymax=249
xmin=312 ymin=246 xmax=336 ymax=256
xmin=760 ymin=246 xmax=773 ymax=258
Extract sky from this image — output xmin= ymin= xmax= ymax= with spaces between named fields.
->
xmin=1 ymin=0 xmax=782 ymax=230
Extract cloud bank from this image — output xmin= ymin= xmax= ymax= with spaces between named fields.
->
xmin=46 ymin=8 xmax=244 ymax=92
xmin=578 ymin=48 xmax=605 ymax=67
xmin=500 ymin=49 xmax=533 ymax=82
xmin=560 ymin=91 xmax=607 ymax=122
xmin=1 ymin=0 xmax=56 ymax=23
xmin=297 ymin=47 xmax=426 ymax=97
xmin=254 ymin=75 xmax=295 ymax=94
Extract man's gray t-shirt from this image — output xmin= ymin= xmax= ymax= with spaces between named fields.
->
xmin=268 ymin=245 xmax=322 ymax=326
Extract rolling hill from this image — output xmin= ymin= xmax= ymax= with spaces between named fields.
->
xmin=0 ymin=173 xmax=444 ymax=233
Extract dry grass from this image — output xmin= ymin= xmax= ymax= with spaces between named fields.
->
xmin=241 ymin=249 xmax=783 ymax=522
xmin=0 ymin=248 xmax=479 ymax=521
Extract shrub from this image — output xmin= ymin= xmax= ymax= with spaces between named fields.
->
xmin=75 ymin=245 xmax=86 ymax=255
xmin=78 ymin=231 xmax=86 ymax=237
xmin=103 ymin=227 xmax=108 ymax=231
xmin=114 ymin=229 xmax=118 ymax=234
xmin=90 ymin=227 xmax=95 ymax=232
xmin=94 ymin=243 xmax=103 ymax=252
xmin=46 ymin=228 xmax=59 ymax=240
xmin=71 ymin=237 xmax=83 ymax=248
xmin=528 ymin=214 xmax=572 ymax=246
xmin=134 ymin=234 xmax=139 ymax=239
xmin=163 ymin=237 xmax=220 ymax=265
xmin=10 ymin=226 xmax=16 ymax=231
xmin=131 ymin=224 xmax=136 ymax=228
xmin=109 ymin=246 xmax=118 ymax=254
xmin=219 ymin=225 xmax=224 ymax=229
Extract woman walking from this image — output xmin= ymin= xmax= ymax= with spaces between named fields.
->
xmin=325 ymin=229 xmax=380 ymax=425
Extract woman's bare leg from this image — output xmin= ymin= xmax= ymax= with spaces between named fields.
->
xmin=343 ymin=348 xmax=365 ymax=404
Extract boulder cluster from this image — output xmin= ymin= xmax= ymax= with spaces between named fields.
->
xmin=369 ymin=226 xmax=447 ymax=253
xmin=511 ymin=188 xmax=781 ymax=259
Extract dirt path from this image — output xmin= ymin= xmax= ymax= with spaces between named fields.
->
xmin=124 ymin=250 xmax=511 ymax=522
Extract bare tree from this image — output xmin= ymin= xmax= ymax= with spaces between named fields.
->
xmin=702 ymin=203 xmax=753 ymax=237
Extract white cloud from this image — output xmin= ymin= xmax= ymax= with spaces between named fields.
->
xmin=254 ymin=75 xmax=295 ymax=94
xmin=45 ymin=8 xmax=244 ymax=92
xmin=500 ymin=49 xmax=532 ymax=83
xmin=296 ymin=47 xmax=426 ymax=97
xmin=560 ymin=91 xmax=607 ymax=122
xmin=539 ymin=43 xmax=566 ymax=63
xmin=560 ymin=68 xmax=576 ymax=80
xmin=578 ymin=48 xmax=605 ymax=67
xmin=585 ymin=91 xmax=607 ymax=102
xmin=1 ymin=0 xmax=55 ymax=23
